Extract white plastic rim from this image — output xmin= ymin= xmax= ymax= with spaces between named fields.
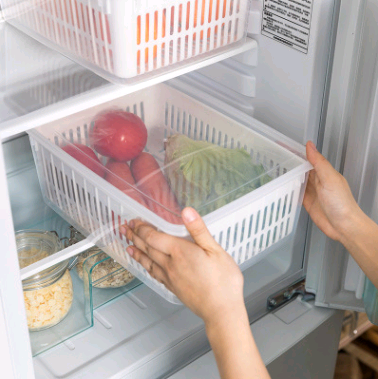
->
xmin=28 ymin=83 xmax=311 ymax=303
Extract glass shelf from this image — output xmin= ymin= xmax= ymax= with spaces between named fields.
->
xmin=0 ymin=22 xmax=255 ymax=140
xmin=0 ymin=22 xmax=108 ymax=124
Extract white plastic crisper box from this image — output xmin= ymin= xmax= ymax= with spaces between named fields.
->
xmin=1 ymin=0 xmax=251 ymax=81
xmin=28 ymin=83 xmax=312 ymax=303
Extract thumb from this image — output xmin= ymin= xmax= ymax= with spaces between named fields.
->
xmin=306 ymin=141 xmax=337 ymax=183
xmin=182 ymin=207 xmax=219 ymax=251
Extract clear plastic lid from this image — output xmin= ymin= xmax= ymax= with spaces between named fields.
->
xmin=56 ymin=108 xmax=306 ymax=225
xmin=16 ymin=230 xmax=69 ymax=290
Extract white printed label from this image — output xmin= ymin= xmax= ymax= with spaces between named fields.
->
xmin=261 ymin=0 xmax=313 ymax=54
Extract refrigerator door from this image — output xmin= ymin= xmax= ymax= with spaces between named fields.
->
xmin=306 ymin=0 xmax=378 ymax=312
xmin=174 ymin=0 xmax=375 ymax=313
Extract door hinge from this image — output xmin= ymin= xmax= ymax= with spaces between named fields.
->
xmin=267 ymin=278 xmax=315 ymax=311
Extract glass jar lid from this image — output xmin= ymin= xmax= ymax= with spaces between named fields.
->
xmin=16 ymin=230 xmax=69 ymax=290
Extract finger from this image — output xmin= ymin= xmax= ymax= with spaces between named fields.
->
xmin=303 ymin=184 xmax=316 ymax=213
xmin=181 ymin=207 xmax=220 ymax=252
xmin=125 ymin=227 xmax=171 ymax=269
xmin=306 ymin=141 xmax=338 ymax=183
xmin=128 ymin=219 xmax=178 ymax=255
xmin=126 ymin=246 xmax=169 ymax=285
xmin=119 ymin=224 xmax=130 ymax=244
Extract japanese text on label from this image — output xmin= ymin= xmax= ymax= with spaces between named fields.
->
xmin=261 ymin=0 xmax=314 ymax=54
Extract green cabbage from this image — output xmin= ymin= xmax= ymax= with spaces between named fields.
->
xmin=164 ymin=134 xmax=272 ymax=216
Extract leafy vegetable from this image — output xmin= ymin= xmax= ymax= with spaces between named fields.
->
xmin=164 ymin=135 xmax=272 ymax=216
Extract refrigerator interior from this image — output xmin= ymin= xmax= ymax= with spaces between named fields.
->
xmin=5 ymin=133 xmax=307 ymax=379
xmin=0 ymin=29 xmax=308 ymax=379
xmin=0 ymin=0 xmax=371 ymax=378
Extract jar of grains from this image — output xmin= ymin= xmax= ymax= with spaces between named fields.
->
xmin=69 ymin=227 xmax=135 ymax=289
xmin=16 ymin=230 xmax=73 ymax=331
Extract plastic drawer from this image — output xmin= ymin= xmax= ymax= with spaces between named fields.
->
xmin=28 ymin=83 xmax=312 ymax=303
xmin=1 ymin=0 xmax=251 ymax=80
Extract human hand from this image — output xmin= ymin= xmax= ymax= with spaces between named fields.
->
xmin=120 ymin=207 xmax=245 ymax=325
xmin=303 ymin=141 xmax=363 ymax=242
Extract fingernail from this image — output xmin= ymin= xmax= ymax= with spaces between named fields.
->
xmin=119 ymin=226 xmax=126 ymax=235
xmin=129 ymin=220 xmax=135 ymax=229
xmin=182 ymin=207 xmax=198 ymax=223
xmin=126 ymin=247 xmax=134 ymax=257
xmin=308 ymin=141 xmax=317 ymax=151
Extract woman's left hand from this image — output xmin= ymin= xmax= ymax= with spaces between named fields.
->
xmin=120 ymin=207 xmax=244 ymax=326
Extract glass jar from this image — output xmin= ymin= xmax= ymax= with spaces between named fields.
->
xmin=16 ymin=230 xmax=74 ymax=332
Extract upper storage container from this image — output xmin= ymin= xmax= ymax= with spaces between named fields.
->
xmin=1 ymin=0 xmax=251 ymax=81
xmin=28 ymin=83 xmax=311 ymax=303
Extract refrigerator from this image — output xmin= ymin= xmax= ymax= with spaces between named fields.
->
xmin=0 ymin=0 xmax=377 ymax=378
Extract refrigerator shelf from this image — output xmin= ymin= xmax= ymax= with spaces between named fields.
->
xmin=20 ymin=237 xmax=94 ymax=281
xmin=0 ymin=22 xmax=256 ymax=140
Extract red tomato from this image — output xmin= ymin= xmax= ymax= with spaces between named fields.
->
xmin=61 ymin=143 xmax=105 ymax=177
xmin=90 ymin=110 xmax=148 ymax=162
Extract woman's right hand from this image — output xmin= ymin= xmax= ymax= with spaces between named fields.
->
xmin=305 ymin=141 xmax=378 ymax=290
xmin=303 ymin=141 xmax=363 ymax=242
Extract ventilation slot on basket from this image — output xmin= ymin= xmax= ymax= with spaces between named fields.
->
xmin=63 ymin=174 xmax=71 ymax=199
xmin=233 ymin=223 xmax=239 ymax=247
xmin=182 ymin=112 xmax=188 ymax=135
xmin=266 ymin=230 xmax=271 ymax=248
xmin=132 ymin=0 xmax=245 ymax=74
xmin=240 ymin=219 xmax=246 ymax=242
xmin=254 ymin=210 xmax=260 ymax=234
xmin=273 ymin=226 xmax=277 ymax=244
xmin=21 ymin=0 xmax=114 ymax=74
xmin=136 ymin=10 xmax=167 ymax=73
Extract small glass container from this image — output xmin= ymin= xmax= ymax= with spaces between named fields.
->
xmin=83 ymin=251 xmax=141 ymax=310
xmin=69 ymin=227 xmax=135 ymax=289
xmin=16 ymin=230 xmax=73 ymax=332
xmin=76 ymin=249 xmax=135 ymax=288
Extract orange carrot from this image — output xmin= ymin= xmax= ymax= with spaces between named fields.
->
xmin=130 ymin=153 xmax=183 ymax=224
xmin=105 ymin=161 xmax=146 ymax=206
